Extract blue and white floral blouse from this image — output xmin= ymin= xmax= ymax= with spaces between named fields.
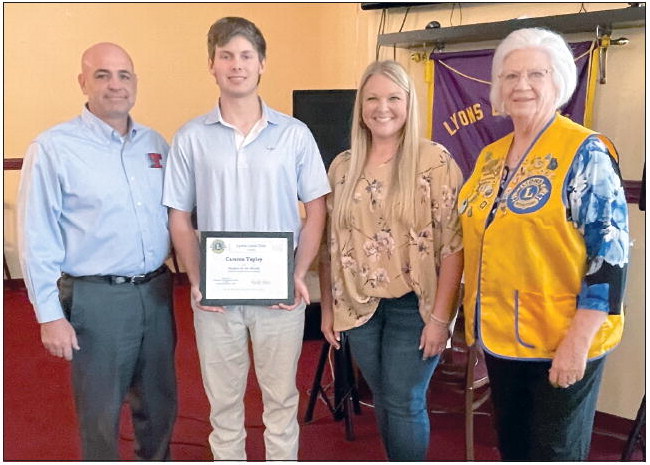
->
xmin=565 ymin=135 xmax=629 ymax=314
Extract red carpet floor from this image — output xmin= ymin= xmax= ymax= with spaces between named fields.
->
xmin=3 ymin=280 xmax=642 ymax=461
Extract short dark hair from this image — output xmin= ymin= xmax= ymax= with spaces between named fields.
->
xmin=207 ymin=17 xmax=266 ymax=62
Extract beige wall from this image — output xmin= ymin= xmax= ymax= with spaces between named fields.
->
xmin=3 ymin=3 xmax=644 ymax=419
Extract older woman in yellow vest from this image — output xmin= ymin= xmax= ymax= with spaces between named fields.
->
xmin=458 ymin=28 xmax=629 ymax=461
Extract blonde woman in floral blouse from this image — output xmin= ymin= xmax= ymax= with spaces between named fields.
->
xmin=319 ymin=60 xmax=464 ymax=461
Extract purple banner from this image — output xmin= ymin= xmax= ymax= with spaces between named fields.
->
xmin=431 ymin=42 xmax=594 ymax=179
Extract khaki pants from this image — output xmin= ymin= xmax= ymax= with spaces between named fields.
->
xmin=193 ymin=303 xmax=305 ymax=460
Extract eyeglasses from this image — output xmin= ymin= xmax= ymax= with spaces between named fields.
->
xmin=499 ymin=68 xmax=551 ymax=85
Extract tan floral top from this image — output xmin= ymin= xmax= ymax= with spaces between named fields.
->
xmin=326 ymin=139 xmax=463 ymax=331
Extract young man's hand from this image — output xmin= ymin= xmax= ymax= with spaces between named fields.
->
xmin=191 ymin=285 xmax=226 ymax=313
xmin=270 ymin=275 xmax=309 ymax=311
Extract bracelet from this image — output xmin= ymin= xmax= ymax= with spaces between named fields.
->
xmin=429 ymin=313 xmax=450 ymax=327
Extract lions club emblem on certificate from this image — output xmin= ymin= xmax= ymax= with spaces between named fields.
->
xmin=211 ymin=239 xmax=226 ymax=254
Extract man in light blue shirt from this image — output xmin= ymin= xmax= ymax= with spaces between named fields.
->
xmin=18 ymin=42 xmax=177 ymax=460
xmin=163 ymin=17 xmax=330 ymax=460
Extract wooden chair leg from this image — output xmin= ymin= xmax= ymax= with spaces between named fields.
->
xmin=465 ymin=345 xmax=478 ymax=461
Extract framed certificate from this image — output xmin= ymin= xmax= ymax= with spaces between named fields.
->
xmin=199 ymin=231 xmax=294 ymax=306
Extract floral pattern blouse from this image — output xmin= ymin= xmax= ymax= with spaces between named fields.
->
xmin=326 ymin=139 xmax=464 ymax=331
xmin=566 ymin=135 xmax=629 ymax=313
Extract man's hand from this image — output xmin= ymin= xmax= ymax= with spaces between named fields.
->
xmin=191 ymin=285 xmax=226 ymax=313
xmin=271 ymin=275 xmax=309 ymax=311
xmin=40 ymin=318 xmax=80 ymax=361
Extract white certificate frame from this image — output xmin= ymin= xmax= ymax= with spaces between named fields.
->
xmin=199 ymin=231 xmax=294 ymax=306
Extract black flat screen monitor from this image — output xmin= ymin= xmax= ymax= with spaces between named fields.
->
xmin=293 ymin=89 xmax=357 ymax=171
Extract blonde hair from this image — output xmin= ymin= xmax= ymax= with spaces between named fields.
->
xmin=334 ymin=60 xmax=421 ymax=230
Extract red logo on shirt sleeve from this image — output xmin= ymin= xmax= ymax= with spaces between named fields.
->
xmin=148 ymin=153 xmax=163 ymax=168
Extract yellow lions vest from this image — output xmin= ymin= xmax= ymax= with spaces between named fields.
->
xmin=458 ymin=114 xmax=623 ymax=360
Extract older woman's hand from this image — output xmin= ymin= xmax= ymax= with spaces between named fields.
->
xmin=548 ymin=308 xmax=608 ymax=388
xmin=548 ymin=335 xmax=589 ymax=388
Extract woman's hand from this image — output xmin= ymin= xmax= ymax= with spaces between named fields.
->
xmin=321 ymin=305 xmax=340 ymax=350
xmin=549 ymin=335 xmax=589 ymax=388
xmin=548 ymin=308 xmax=607 ymax=388
xmin=419 ymin=321 xmax=449 ymax=360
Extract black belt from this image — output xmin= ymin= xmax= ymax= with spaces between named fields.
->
xmin=62 ymin=264 xmax=168 ymax=285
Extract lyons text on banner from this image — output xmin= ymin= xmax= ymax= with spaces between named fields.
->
xmin=430 ymin=41 xmax=597 ymax=179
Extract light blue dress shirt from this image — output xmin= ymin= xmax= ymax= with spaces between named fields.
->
xmin=18 ymin=108 xmax=170 ymax=323
xmin=162 ymin=101 xmax=331 ymax=249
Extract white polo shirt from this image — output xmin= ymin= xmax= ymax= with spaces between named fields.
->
xmin=163 ymin=100 xmax=331 ymax=248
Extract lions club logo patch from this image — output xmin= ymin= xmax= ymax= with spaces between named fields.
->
xmin=507 ymin=176 xmax=552 ymax=214
xmin=211 ymin=239 xmax=226 ymax=254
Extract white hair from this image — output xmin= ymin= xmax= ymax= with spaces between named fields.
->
xmin=489 ymin=28 xmax=577 ymax=114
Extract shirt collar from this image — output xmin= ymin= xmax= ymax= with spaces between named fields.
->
xmin=204 ymin=98 xmax=279 ymax=127
xmin=81 ymin=106 xmax=140 ymax=141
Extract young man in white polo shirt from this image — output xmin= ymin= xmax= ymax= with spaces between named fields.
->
xmin=163 ymin=17 xmax=330 ymax=461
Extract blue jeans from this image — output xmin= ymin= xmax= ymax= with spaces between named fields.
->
xmin=346 ymin=292 xmax=439 ymax=461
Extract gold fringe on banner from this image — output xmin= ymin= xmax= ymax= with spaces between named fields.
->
xmin=426 ymin=57 xmax=434 ymax=139
xmin=435 ymin=59 xmax=492 ymax=84
xmin=584 ymin=40 xmax=598 ymax=128
xmin=428 ymin=43 xmax=595 ymax=139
